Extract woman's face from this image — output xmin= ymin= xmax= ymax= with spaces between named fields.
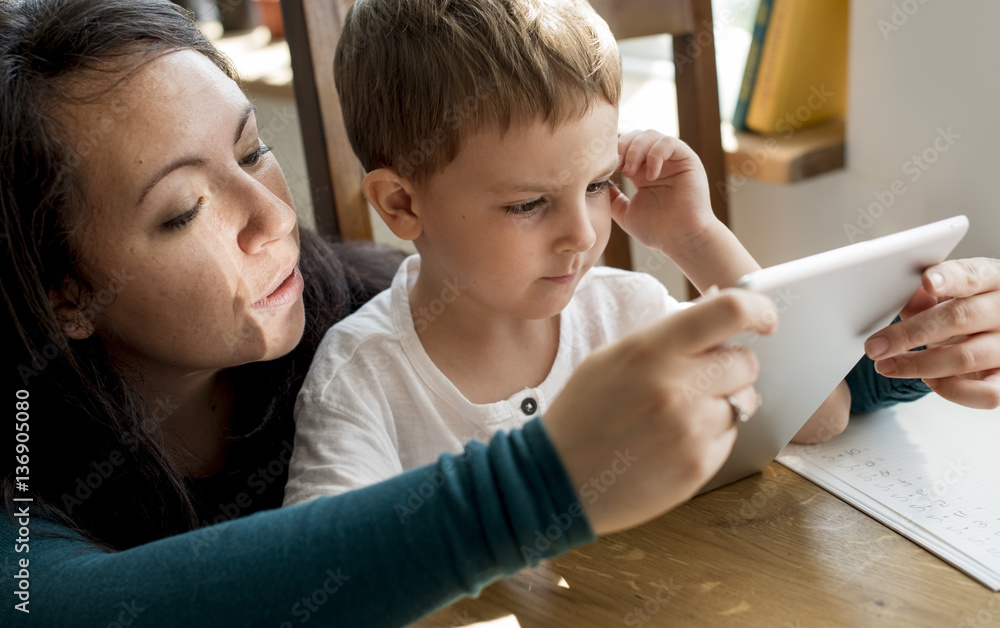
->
xmin=61 ymin=49 xmax=305 ymax=376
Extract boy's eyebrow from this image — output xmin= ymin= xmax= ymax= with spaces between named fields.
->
xmin=134 ymin=103 xmax=256 ymax=208
xmin=598 ymin=157 xmax=620 ymax=178
xmin=495 ymin=157 xmax=623 ymax=195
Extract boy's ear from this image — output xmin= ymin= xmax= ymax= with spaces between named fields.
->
xmin=363 ymin=168 xmax=423 ymax=241
xmin=48 ymin=280 xmax=96 ymax=341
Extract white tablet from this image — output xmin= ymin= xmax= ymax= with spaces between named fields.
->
xmin=698 ymin=215 xmax=969 ymax=494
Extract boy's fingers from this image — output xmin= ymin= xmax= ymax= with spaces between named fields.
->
xmin=923 ymin=258 xmax=1000 ymax=298
xmin=608 ymin=185 xmax=630 ymax=223
xmin=653 ymin=289 xmax=778 ymax=355
xmin=867 ymin=291 xmax=1000 ymax=359
xmin=620 ymin=132 xmax=658 ymax=177
xmin=644 ymin=153 xmax=664 ymax=181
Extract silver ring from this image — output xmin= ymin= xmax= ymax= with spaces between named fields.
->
xmin=727 ymin=396 xmax=750 ymax=426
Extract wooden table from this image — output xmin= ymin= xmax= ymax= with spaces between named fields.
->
xmin=414 ymin=462 xmax=999 ymax=627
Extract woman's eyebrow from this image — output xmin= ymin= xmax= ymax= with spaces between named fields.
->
xmin=234 ymin=103 xmax=256 ymax=144
xmin=134 ymin=103 xmax=256 ymax=208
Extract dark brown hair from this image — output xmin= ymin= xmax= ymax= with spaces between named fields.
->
xmin=1 ymin=0 xmax=402 ymax=550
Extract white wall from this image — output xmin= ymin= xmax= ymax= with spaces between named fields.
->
xmin=732 ymin=0 xmax=1000 ymax=267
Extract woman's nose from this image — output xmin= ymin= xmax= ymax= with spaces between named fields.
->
xmin=236 ymin=178 xmax=297 ymax=255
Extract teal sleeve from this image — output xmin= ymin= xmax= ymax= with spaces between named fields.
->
xmin=1 ymin=418 xmax=594 ymax=627
xmin=845 ymin=355 xmax=931 ymax=413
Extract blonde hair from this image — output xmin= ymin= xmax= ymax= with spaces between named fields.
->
xmin=335 ymin=0 xmax=621 ymax=181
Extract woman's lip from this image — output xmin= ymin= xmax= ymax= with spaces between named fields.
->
xmin=253 ymin=266 xmax=303 ymax=308
xmin=543 ymin=272 xmax=577 ymax=285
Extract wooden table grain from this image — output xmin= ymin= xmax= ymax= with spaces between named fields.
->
xmin=413 ymin=463 xmax=999 ymax=627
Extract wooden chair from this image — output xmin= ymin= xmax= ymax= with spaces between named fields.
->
xmin=281 ymin=0 xmax=729 ymax=273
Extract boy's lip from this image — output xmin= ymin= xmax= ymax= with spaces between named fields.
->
xmin=542 ymin=271 xmax=578 ymax=285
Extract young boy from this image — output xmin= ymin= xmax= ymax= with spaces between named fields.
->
xmin=283 ymin=0 xmax=844 ymax=505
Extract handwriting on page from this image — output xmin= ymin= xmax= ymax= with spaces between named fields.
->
xmin=778 ymin=393 xmax=1000 ymax=590
xmin=815 ymin=446 xmax=1000 ymax=559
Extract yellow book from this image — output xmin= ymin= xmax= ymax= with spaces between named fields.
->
xmin=745 ymin=0 xmax=849 ymax=136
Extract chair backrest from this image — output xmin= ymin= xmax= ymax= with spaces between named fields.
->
xmin=282 ymin=0 xmax=729 ymax=272
xmin=592 ymin=0 xmax=730 ymax=272
xmin=283 ymin=0 xmax=370 ymax=240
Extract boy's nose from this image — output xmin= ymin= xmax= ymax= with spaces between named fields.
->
xmin=555 ymin=201 xmax=597 ymax=254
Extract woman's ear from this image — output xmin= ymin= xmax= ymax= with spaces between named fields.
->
xmin=363 ymin=168 xmax=423 ymax=241
xmin=48 ymin=280 xmax=95 ymax=341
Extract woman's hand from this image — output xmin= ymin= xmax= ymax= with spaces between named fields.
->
xmin=542 ymin=288 xmax=778 ymax=535
xmin=865 ymin=257 xmax=1000 ymax=409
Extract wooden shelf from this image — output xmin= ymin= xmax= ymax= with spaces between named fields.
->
xmin=723 ymin=118 xmax=846 ymax=184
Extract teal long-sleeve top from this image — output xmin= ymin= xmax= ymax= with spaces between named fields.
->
xmin=1 ymin=418 xmax=594 ymax=628
xmin=1 ymin=361 xmax=927 ymax=627
xmin=846 ymin=355 xmax=931 ymax=413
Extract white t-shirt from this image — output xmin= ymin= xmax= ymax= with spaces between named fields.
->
xmin=283 ymin=254 xmax=684 ymax=506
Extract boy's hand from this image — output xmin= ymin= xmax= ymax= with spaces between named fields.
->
xmin=613 ymin=130 xmax=714 ymax=253
xmin=613 ymin=130 xmax=759 ymax=291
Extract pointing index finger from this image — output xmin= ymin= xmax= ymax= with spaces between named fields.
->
xmin=661 ymin=289 xmax=778 ymax=355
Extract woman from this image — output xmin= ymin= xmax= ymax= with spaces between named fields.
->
xmin=1 ymin=1 xmax=996 ymax=626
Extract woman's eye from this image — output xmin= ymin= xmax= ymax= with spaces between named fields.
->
xmin=504 ymin=198 xmax=545 ymax=216
xmin=239 ymin=143 xmax=271 ymax=167
xmin=586 ymin=179 xmax=614 ymax=196
xmin=163 ymin=197 xmax=203 ymax=231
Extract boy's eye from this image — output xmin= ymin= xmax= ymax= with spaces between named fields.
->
xmin=239 ymin=143 xmax=271 ymax=167
xmin=504 ymin=198 xmax=545 ymax=216
xmin=586 ymin=179 xmax=614 ymax=196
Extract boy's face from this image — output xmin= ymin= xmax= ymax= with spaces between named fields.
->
xmin=410 ymin=101 xmax=619 ymax=322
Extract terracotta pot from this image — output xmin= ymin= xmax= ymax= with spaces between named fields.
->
xmin=254 ymin=0 xmax=284 ymax=39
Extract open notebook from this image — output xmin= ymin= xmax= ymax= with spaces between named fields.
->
xmin=777 ymin=393 xmax=1000 ymax=590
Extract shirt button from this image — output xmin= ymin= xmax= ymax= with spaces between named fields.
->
xmin=520 ymin=397 xmax=538 ymax=415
